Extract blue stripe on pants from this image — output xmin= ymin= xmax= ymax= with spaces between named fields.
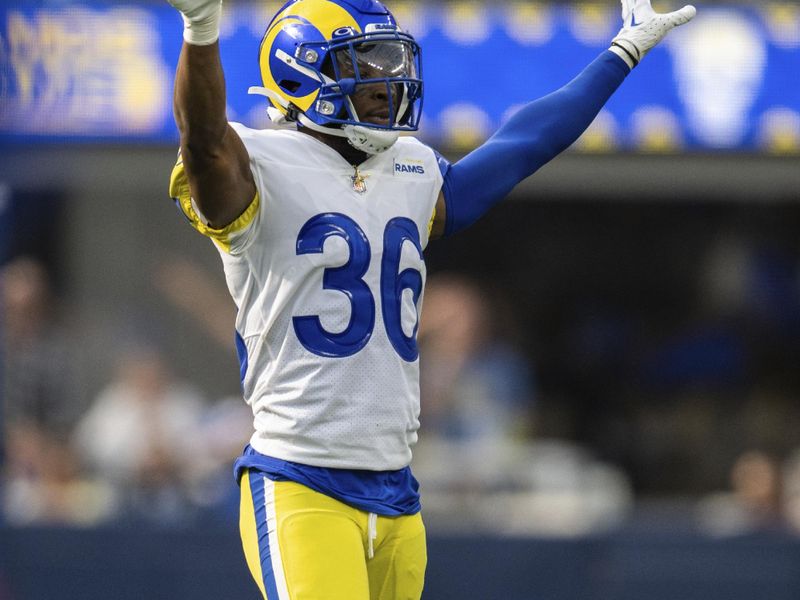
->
xmin=249 ymin=472 xmax=281 ymax=600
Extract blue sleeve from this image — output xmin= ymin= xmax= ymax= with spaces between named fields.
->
xmin=441 ymin=51 xmax=630 ymax=237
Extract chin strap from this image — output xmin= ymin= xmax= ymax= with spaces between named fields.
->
xmin=248 ymin=86 xmax=399 ymax=155
xmin=341 ymin=124 xmax=400 ymax=154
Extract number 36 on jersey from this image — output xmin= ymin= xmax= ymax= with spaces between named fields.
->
xmin=292 ymin=212 xmax=424 ymax=362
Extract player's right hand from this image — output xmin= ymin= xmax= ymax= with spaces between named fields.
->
xmin=168 ymin=0 xmax=222 ymax=45
xmin=610 ymin=0 xmax=696 ymax=68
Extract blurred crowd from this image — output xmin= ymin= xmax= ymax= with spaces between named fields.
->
xmin=3 ymin=247 xmax=800 ymax=538
xmin=1 ymin=256 xmax=251 ymax=526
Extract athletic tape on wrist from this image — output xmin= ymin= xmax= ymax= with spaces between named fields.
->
xmin=182 ymin=9 xmax=221 ymax=46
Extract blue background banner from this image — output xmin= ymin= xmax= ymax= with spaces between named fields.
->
xmin=1 ymin=1 xmax=799 ymax=152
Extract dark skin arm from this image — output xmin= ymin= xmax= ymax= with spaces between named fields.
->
xmin=173 ymin=41 xmax=255 ymax=228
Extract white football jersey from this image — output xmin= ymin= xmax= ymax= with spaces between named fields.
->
xmin=170 ymin=124 xmax=443 ymax=470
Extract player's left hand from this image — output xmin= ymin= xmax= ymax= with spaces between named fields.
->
xmin=610 ymin=0 xmax=696 ymax=68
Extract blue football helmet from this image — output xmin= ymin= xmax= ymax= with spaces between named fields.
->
xmin=249 ymin=0 xmax=423 ymax=154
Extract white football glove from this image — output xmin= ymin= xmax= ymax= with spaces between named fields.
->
xmin=610 ymin=0 xmax=696 ymax=68
xmin=168 ymin=0 xmax=222 ymax=46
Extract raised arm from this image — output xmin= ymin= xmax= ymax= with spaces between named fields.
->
xmin=170 ymin=0 xmax=255 ymax=229
xmin=430 ymin=0 xmax=695 ymax=239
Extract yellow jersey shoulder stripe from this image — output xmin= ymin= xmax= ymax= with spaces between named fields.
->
xmin=169 ymin=158 xmax=260 ymax=254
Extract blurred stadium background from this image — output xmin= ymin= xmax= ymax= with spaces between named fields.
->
xmin=1 ymin=0 xmax=800 ymax=598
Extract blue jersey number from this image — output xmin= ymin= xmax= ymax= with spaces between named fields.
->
xmin=382 ymin=217 xmax=424 ymax=361
xmin=292 ymin=213 xmax=423 ymax=361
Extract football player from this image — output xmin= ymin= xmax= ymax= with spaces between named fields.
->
xmin=167 ymin=0 xmax=695 ymax=598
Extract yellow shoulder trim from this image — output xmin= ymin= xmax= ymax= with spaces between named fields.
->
xmin=427 ymin=204 xmax=436 ymax=238
xmin=169 ymin=158 xmax=260 ymax=254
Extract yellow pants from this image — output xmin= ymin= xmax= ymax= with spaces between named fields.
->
xmin=239 ymin=469 xmax=427 ymax=600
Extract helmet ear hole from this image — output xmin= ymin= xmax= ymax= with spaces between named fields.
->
xmin=279 ymin=79 xmax=302 ymax=93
